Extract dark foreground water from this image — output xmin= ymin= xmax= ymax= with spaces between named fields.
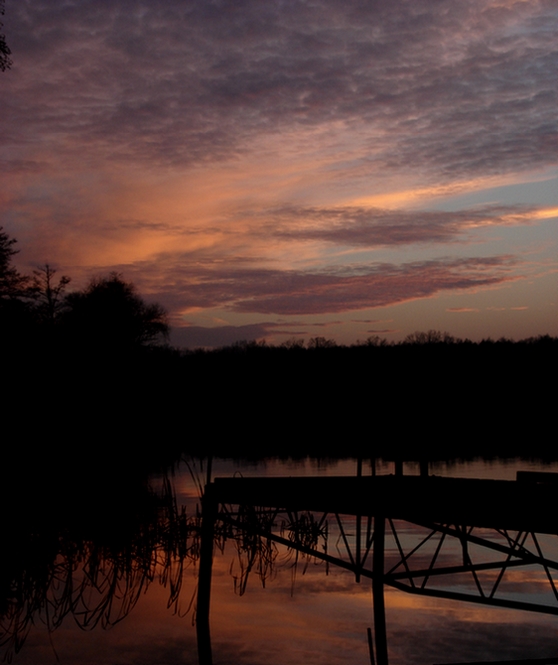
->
xmin=4 ymin=457 xmax=558 ymax=665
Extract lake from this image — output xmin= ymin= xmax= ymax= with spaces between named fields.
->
xmin=4 ymin=456 xmax=558 ymax=665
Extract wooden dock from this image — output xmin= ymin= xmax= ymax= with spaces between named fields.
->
xmin=210 ymin=474 xmax=558 ymax=533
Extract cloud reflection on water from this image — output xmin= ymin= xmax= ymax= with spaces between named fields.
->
xmin=5 ymin=458 xmax=558 ymax=664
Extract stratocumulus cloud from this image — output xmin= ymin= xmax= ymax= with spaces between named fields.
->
xmin=119 ymin=254 xmax=516 ymax=316
xmin=4 ymin=0 xmax=557 ymax=178
xmin=228 ymin=257 xmax=517 ymax=315
xmin=2 ymin=0 xmax=557 ymax=343
xmin=252 ymin=204 xmax=540 ymax=247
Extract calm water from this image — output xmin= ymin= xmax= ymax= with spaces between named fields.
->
xmin=6 ymin=457 xmax=558 ymax=665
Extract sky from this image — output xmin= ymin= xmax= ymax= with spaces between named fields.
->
xmin=1 ymin=0 xmax=557 ymax=347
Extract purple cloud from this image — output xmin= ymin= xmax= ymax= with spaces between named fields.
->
xmin=229 ymin=257 xmax=516 ymax=315
xmin=3 ymin=0 xmax=557 ymax=180
xmin=172 ymin=322 xmax=274 ymax=349
xmin=119 ymin=253 xmax=516 ymax=317
xmin=2 ymin=0 xmax=555 ymax=344
xmin=255 ymin=204 xmax=538 ymax=247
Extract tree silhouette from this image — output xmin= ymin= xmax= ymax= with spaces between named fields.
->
xmin=63 ymin=273 xmax=169 ymax=350
xmin=403 ymin=330 xmax=456 ymax=345
xmin=0 ymin=228 xmax=32 ymax=345
xmin=0 ymin=227 xmax=27 ymax=300
xmin=31 ymin=264 xmax=71 ymax=323
xmin=0 ymin=0 xmax=12 ymax=72
xmin=307 ymin=336 xmax=336 ymax=349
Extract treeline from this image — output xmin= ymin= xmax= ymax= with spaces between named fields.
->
xmin=2 ymin=226 xmax=556 ymax=464
xmin=179 ymin=333 xmax=556 ymax=460
xmin=194 ymin=330 xmax=557 ymax=352
xmin=1 ymin=227 xmax=169 ymax=355
xmin=1 ymin=227 xmax=179 ymax=475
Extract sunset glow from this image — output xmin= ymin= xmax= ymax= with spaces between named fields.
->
xmin=2 ymin=0 xmax=557 ymax=346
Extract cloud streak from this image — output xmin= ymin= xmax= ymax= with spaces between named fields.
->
xmin=255 ymin=203 xmax=541 ymax=247
xmin=123 ymin=254 xmax=517 ymax=316
xmin=2 ymin=0 xmax=557 ymax=343
xmin=4 ymin=0 xmax=557 ymax=180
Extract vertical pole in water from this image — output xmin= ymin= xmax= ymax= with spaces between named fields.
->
xmin=356 ymin=457 xmax=362 ymax=582
xmin=197 ymin=483 xmax=216 ymax=665
xmin=367 ymin=626 xmax=376 ymax=665
xmin=372 ymin=515 xmax=388 ymax=665
xmin=206 ymin=455 xmax=213 ymax=486
xmin=459 ymin=524 xmax=469 ymax=566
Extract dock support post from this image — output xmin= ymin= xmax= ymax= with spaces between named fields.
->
xmin=372 ymin=515 xmax=388 ymax=665
xmin=197 ymin=483 xmax=216 ymax=665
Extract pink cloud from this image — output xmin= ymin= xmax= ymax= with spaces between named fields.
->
xmin=121 ymin=253 xmax=517 ymax=317
xmin=446 ymin=307 xmax=480 ymax=313
xmin=257 ymin=204 xmax=538 ymax=247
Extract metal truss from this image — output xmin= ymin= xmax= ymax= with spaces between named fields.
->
xmin=384 ymin=519 xmax=558 ymax=615
xmin=196 ymin=474 xmax=558 ymax=665
xmin=215 ymin=506 xmax=558 ymax=616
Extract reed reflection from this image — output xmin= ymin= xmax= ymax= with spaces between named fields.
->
xmin=0 ymin=470 xmax=196 ymax=663
xmin=3 ymin=461 xmax=558 ymax=665
xmin=200 ymin=468 xmax=558 ymax=665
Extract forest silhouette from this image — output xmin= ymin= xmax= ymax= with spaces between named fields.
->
xmin=1 ymin=226 xmax=556 ymax=463
xmin=0 ymin=227 xmax=169 ymax=352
